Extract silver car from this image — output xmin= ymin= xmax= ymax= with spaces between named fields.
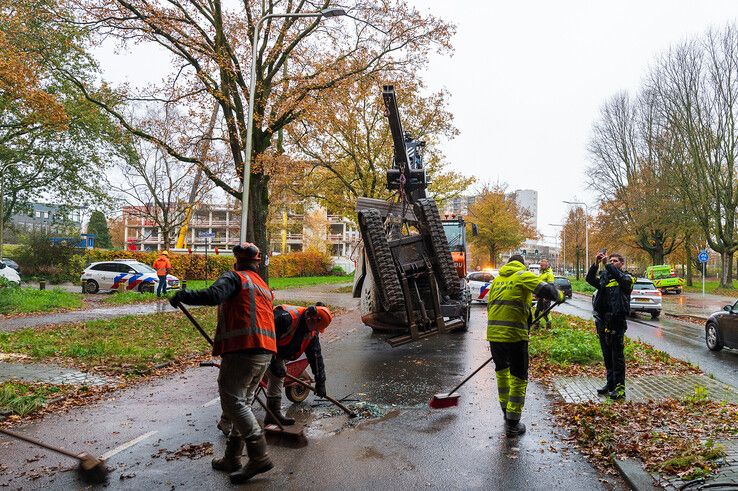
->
xmin=591 ymin=278 xmax=662 ymax=319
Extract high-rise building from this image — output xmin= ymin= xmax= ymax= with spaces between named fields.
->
xmin=512 ymin=189 xmax=538 ymax=230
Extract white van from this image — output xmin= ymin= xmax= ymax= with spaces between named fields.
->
xmin=528 ymin=263 xmax=541 ymax=275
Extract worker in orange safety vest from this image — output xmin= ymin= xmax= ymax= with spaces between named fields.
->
xmin=170 ymin=243 xmax=276 ymax=484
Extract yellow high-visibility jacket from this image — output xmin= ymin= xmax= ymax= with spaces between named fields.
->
xmin=487 ymin=261 xmax=562 ymax=342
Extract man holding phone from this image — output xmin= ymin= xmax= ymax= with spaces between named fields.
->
xmin=586 ymin=250 xmax=634 ymax=400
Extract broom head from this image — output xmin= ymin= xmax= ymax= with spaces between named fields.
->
xmin=77 ymin=453 xmax=110 ymax=484
xmin=263 ymin=424 xmax=308 ymax=448
xmin=429 ymin=392 xmax=460 ymax=409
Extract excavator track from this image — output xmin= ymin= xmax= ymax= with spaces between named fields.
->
xmin=415 ymin=198 xmax=461 ymax=298
xmin=358 ymin=209 xmax=405 ymax=311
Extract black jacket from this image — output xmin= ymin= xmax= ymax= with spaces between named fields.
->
xmin=586 ymin=263 xmax=634 ymax=318
xmin=271 ymin=308 xmax=325 ymax=384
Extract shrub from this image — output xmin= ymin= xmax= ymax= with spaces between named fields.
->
xmin=82 ymin=249 xmax=234 ymax=280
xmin=15 ymin=232 xmax=83 ymax=283
xmin=270 ymin=249 xmax=332 ymax=277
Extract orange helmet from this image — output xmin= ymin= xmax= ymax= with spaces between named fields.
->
xmin=306 ymin=305 xmax=333 ymax=333
xmin=233 ymin=242 xmax=262 ymax=262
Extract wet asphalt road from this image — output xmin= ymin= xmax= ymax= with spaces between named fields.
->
xmin=0 ymin=304 xmax=618 ymax=490
xmin=558 ymin=295 xmax=738 ymax=388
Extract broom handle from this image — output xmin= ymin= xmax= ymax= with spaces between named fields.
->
xmin=446 ymin=356 xmax=495 ymax=396
xmin=178 ymin=304 xmax=214 ymax=346
xmin=284 ymin=373 xmax=357 ymax=417
xmin=0 ymin=428 xmax=84 ymax=460
xmin=444 ymin=300 xmax=564 ymax=397
xmin=530 ymin=299 xmax=562 ymax=326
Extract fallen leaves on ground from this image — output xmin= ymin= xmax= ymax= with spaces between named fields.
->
xmin=553 ymin=399 xmax=738 ymax=479
xmin=152 ymin=442 xmax=213 ymax=461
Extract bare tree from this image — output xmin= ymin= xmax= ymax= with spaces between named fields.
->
xmin=586 ymin=90 xmax=682 ymax=265
xmin=651 ymin=27 xmax=738 ymax=287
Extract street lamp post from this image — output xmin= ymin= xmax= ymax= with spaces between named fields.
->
xmin=548 ymin=223 xmax=565 ymax=274
xmin=239 ymin=8 xmax=347 ymax=243
xmin=563 ymin=201 xmax=589 ymax=273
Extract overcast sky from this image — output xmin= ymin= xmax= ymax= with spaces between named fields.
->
xmin=411 ymin=0 xmax=738 ymax=244
xmin=96 ymin=1 xmax=738 ymax=244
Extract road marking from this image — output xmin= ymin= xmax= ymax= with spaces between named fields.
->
xmin=100 ymin=430 xmax=157 ymax=460
xmin=203 ymin=397 xmax=220 ymax=407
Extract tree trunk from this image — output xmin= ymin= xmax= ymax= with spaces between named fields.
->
xmin=685 ymin=241 xmax=693 ymax=287
xmin=575 ymin=251 xmax=581 ymax=280
xmin=720 ymin=252 xmax=730 ymax=288
xmin=249 ymin=173 xmax=271 ymax=283
xmin=726 ymin=251 xmax=735 ymax=288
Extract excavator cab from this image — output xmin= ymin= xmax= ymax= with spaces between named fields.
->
xmin=353 ymin=86 xmax=471 ymax=347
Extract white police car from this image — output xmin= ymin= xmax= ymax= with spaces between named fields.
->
xmin=466 ymin=270 xmax=497 ymax=303
xmin=81 ymin=259 xmax=179 ymax=293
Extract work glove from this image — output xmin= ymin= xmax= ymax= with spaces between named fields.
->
xmin=169 ymin=291 xmax=183 ymax=308
xmin=557 ymin=290 xmax=565 ymax=304
xmin=314 ymin=380 xmax=327 ymax=398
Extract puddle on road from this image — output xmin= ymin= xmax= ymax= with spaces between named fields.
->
xmin=290 ymin=400 xmax=404 ymax=439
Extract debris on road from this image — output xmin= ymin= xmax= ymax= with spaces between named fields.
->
xmin=153 ymin=442 xmax=214 ymax=461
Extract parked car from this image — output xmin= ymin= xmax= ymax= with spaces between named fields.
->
xmin=591 ymin=278 xmax=662 ymax=319
xmin=705 ymin=300 xmax=738 ymax=351
xmin=81 ymin=260 xmax=179 ymax=294
xmin=553 ymin=276 xmax=572 ymax=299
xmin=466 ymin=270 xmax=496 ymax=303
xmin=0 ymin=260 xmax=21 ymax=285
xmin=1 ymin=257 xmax=20 ymax=274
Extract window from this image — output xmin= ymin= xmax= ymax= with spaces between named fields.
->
xmin=35 ymin=211 xmax=41 ymax=218
xmin=91 ymin=263 xmax=118 ymax=272
xmin=554 ymin=277 xmax=570 ymax=286
xmin=633 ymin=282 xmax=657 ymax=291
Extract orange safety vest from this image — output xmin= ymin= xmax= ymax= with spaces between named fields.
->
xmin=276 ymin=305 xmax=317 ymax=360
xmin=213 ymin=270 xmax=276 ymax=356
xmin=152 ymin=256 xmax=171 ymax=276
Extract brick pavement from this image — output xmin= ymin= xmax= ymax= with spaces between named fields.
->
xmin=554 ymin=374 xmax=738 ymax=489
xmin=0 ymin=362 xmax=112 ymax=386
xmin=553 ymin=374 xmax=738 ymax=404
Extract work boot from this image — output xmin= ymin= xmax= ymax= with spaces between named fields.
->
xmin=229 ymin=435 xmax=274 ymax=484
xmin=505 ymin=420 xmax=526 ymax=438
xmin=264 ymin=396 xmax=295 ymax=426
xmin=596 ymin=384 xmax=612 ymax=395
xmin=608 ymin=386 xmax=625 ymax=400
xmin=212 ymin=436 xmax=243 ymax=472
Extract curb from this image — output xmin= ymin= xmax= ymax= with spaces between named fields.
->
xmin=614 ymin=458 xmax=659 ymax=491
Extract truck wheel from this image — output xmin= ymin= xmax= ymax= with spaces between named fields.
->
xmin=358 ymin=209 xmax=404 ymax=311
xmin=285 ymin=383 xmax=310 ymax=403
xmin=414 ymin=198 xmax=461 ymax=298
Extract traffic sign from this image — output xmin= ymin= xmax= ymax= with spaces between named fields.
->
xmin=198 ymin=232 xmax=216 ymax=238
xmin=698 ymin=250 xmax=709 ymax=263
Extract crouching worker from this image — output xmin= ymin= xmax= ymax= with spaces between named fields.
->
xmin=265 ymin=303 xmax=333 ymax=425
xmin=170 ymin=243 xmax=276 ymax=484
xmin=487 ymin=254 xmax=564 ymax=437
xmin=218 ymin=303 xmax=334 ymax=429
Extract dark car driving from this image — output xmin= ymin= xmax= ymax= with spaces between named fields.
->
xmin=553 ymin=276 xmax=572 ymax=299
xmin=706 ymin=299 xmax=738 ymax=351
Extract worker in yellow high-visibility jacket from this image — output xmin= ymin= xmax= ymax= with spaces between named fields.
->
xmin=487 ymin=254 xmax=564 ymax=437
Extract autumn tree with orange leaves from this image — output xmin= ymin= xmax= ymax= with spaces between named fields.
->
xmin=466 ymin=184 xmax=536 ymax=268
xmin=283 ymin=73 xmax=474 ymax=219
xmin=1 ymin=0 xmax=126 ymax=250
xmin=70 ymin=0 xmax=454 ymax=276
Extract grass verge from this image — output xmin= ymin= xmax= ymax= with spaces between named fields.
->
xmin=537 ymin=313 xmax=733 ymax=479
xmin=0 ymin=287 xmax=82 ymax=315
xmin=683 ymin=279 xmax=738 ymax=297
xmin=0 ymin=309 xmax=216 ymax=377
xmin=101 ymin=291 xmax=167 ymax=305
xmin=0 ymin=381 xmax=74 ymax=417
xmin=568 ymin=278 xmax=596 ymax=294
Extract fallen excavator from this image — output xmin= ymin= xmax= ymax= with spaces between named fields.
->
xmin=352 ymin=85 xmax=472 ymax=347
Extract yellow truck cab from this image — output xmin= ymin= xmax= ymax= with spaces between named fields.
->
xmin=645 ymin=265 xmax=684 ymax=294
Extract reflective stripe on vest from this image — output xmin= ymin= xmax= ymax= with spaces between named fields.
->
xmin=278 ymin=305 xmax=304 ymax=346
xmin=213 ymin=270 xmax=276 ymax=355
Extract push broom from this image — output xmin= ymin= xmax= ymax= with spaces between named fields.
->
xmin=0 ymin=428 xmax=110 ymax=484
xmin=429 ymin=300 xmax=562 ymax=409
xmin=178 ymin=304 xmax=308 ymax=448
